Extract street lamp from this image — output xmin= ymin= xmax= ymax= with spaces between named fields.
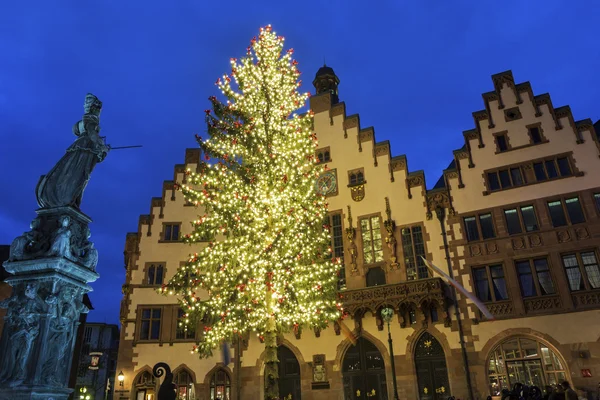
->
xmin=118 ymin=371 xmax=125 ymax=387
xmin=381 ymin=307 xmax=399 ymax=400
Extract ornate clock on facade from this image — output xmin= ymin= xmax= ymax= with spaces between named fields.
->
xmin=315 ymin=170 xmax=337 ymax=196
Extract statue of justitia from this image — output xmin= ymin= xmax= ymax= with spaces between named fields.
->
xmin=35 ymin=93 xmax=109 ymax=209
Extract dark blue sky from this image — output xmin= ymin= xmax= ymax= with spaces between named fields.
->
xmin=1 ymin=1 xmax=599 ymax=324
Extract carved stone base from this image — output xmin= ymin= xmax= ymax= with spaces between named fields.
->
xmin=0 ymin=385 xmax=73 ymax=400
xmin=0 ymin=207 xmax=99 ymax=396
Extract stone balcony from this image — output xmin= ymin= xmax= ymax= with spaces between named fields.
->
xmin=338 ymin=277 xmax=450 ymax=329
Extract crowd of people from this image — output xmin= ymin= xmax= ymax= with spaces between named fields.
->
xmin=484 ymin=381 xmax=579 ymax=400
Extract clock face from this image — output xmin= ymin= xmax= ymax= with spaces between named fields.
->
xmin=315 ymin=170 xmax=337 ymax=196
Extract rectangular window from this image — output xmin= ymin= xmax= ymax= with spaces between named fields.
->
xmin=487 ymin=172 xmax=501 ymax=191
xmin=176 ymin=308 xmax=195 ymax=340
xmin=510 ymin=168 xmax=524 ymax=186
xmin=594 ymin=193 xmax=600 ymax=212
xmin=328 ymin=213 xmax=346 ymax=289
xmin=533 ymin=162 xmax=547 ymax=181
xmin=473 ymin=265 xmax=508 ymax=302
xmin=496 ymin=135 xmax=508 ymax=152
xmin=562 ymin=252 xmax=600 ymax=292
xmin=499 ymin=169 xmax=511 ymax=188
xmin=464 ymin=216 xmax=479 ymax=241
xmin=147 ymin=264 xmax=165 ymax=286
xmin=163 ymin=224 xmax=180 ymax=241
xmin=529 ymin=127 xmax=542 ymax=143
xmin=479 ymin=213 xmax=496 ymax=239
xmin=487 ymin=167 xmax=526 ymax=192
xmin=516 ymin=258 xmax=555 ymax=297
xmin=565 ymin=197 xmax=585 ymax=224
xmin=139 ymin=308 xmax=162 ymax=340
xmin=401 ymin=226 xmax=428 ymax=280
xmin=547 ymin=201 xmax=567 ymax=227
xmin=504 ymin=209 xmax=522 ymax=235
xmin=366 ymin=267 xmax=386 ymax=287
xmin=534 ymin=157 xmax=574 ymax=182
xmin=360 ymin=216 xmax=383 ymax=265
xmin=557 ymin=157 xmax=572 ymax=176
xmin=545 ymin=160 xmax=558 ymax=179
xmin=520 ymin=205 xmax=539 ymax=232
xmin=548 ymin=197 xmax=585 ymax=226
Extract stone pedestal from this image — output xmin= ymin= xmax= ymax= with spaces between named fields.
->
xmin=0 ymin=207 xmax=100 ymax=400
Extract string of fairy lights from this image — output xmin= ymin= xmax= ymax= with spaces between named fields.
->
xmin=161 ymin=25 xmax=343 ymax=356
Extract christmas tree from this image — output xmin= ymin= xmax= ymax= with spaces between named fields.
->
xmin=162 ymin=25 xmax=342 ymax=400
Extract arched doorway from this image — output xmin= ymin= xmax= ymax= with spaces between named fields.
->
xmin=414 ymin=332 xmax=450 ymax=400
xmin=277 ymin=346 xmax=301 ymax=400
xmin=134 ymin=370 xmax=156 ymax=400
xmin=342 ymin=337 xmax=388 ymax=400
xmin=486 ymin=337 xmax=568 ymax=396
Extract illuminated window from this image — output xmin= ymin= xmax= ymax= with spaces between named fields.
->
xmin=360 ymin=216 xmax=383 ymax=265
xmin=209 ymin=369 xmax=231 ymax=400
xmin=487 ymin=338 xmax=567 ymax=396
xmin=174 ymin=370 xmax=194 ymax=400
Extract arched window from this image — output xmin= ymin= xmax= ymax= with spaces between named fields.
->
xmin=342 ymin=337 xmax=387 ymax=399
xmin=174 ymin=370 xmax=194 ymax=400
xmin=135 ymin=371 xmax=156 ymax=400
xmin=209 ymin=369 xmax=231 ymax=400
xmin=487 ymin=337 xmax=568 ymax=396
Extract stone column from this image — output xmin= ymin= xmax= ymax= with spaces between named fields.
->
xmin=0 ymin=207 xmax=100 ymax=400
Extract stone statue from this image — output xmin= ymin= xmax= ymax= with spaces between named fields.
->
xmin=79 ymin=228 xmax=98 ymax=270
xmin=0 ymin=283 xmax=47 ymax=387
xmin=36 ymin=93 xmax=109 ymax=209
xmin=48 ymin=216 xmax=72 ymax=259
xmin=41 ymin=287 xmax=82 ymax=386
xmin=8 ymin=218 xmax=42 ymax=261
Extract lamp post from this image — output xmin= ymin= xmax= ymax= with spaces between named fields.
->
xmin=381 ymin=307 xmax=399 ymax=400
xmin=118 ymin=371 xmax=125 ymax=388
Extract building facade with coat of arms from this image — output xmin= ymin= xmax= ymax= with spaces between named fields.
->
xmin=114 ymin=66 xmax=600 ymax=400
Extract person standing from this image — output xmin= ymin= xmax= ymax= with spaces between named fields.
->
xmin=560 ymin=382 xmax=577 ymax=400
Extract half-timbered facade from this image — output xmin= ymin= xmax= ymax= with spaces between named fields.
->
xmin=115 ymin=67 xmax=600 ymax=400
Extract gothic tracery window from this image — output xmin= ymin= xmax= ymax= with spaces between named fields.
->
xmin=174 ymin=370 xmax=194 ymax=400
xmin=209 ymin=369 xmax=231 ymax=400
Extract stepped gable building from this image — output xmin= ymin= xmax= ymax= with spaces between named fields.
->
xmin=114 ymin=66 xmax=600 ymax=400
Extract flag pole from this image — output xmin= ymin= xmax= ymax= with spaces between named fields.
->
xmin=432 ymin=206 xmax=475 ymax=400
